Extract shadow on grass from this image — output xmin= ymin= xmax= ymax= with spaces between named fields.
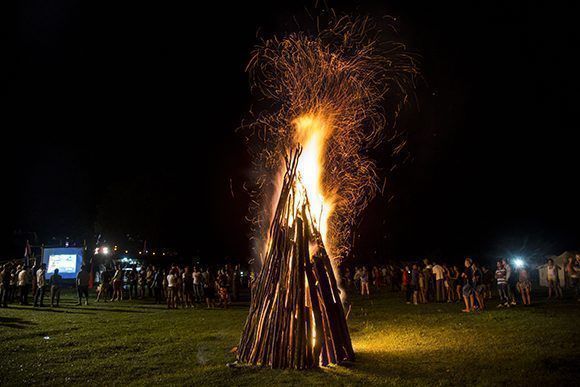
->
xmin=0 ymin=316 xmax=37 ymax=329
xmin=59 ymin=305 xmax=152 ymax=314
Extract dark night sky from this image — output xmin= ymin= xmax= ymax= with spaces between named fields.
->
xmin=4 ymin=1 xmax=579 ymax=264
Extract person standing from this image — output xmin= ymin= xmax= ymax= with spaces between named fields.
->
xmin=502 ymin=259 xmax=517 ymax=305
xmin=546 ymin=258 xmax=562 ymax=299
xmin=49 ymin=268 xmax=63 ymax=307
xmin=495 ymin=261 xmax=509 ymax=307
xmin=153 ymin=267 xmax=164 ymax=304
xmin=461 ymin=258 xmax=475 ymax=313
xmin=360 ymin=267 xmax=370 ymax=297
xmin=517 ymin=266 xmax=532 ymax=305
xmin=76 ymin=265 xmax=90 ymax=306
xmin=34 ymin=263 xmax=47 ymax=307
xmin=182 ymin=266 xmax=194 ymax=308
xmin=146 ymin=265 xmax=154 ymax=298
xmin=138 ymin=266 xmax=147 ymax=299
xmin=127 ymin=265 xmax=138 ymax=300
xmin=96 ymin=268 xmax=110 ymax=302
xmin=166 ymin=268 xmax=178 ymax=309
xmin=18 ymin=265 xmax=29 ymax=305
xmin=0 ymin=263 xmax=12 ymax=307
xmin=30 ymin=262 xmax=38 ymax=299
xmin=410 ymin=264 xmax=420 ymax=305
xmin=192 ymin=267 xmax=204 ymax=304
xmin=432 ymin=262 xmax=445 ymax=302
xmin=565 ymin=255 xmax=580 ymax=301
xmin=111 ymin=264 xmax=123 ymax=302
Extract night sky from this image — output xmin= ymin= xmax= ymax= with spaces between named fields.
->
xmin=5 ymin=1 xmax=578 ymax=264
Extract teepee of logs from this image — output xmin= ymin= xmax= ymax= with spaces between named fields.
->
xmin=237 ymin=147 xmax=354 ymax=369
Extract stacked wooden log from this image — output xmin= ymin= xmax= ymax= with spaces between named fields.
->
xmin=237 ymin=147 xmax=355 ymax=369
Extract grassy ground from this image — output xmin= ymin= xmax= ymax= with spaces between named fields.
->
xmin=0 ymin=289 xmax=578 ymax=386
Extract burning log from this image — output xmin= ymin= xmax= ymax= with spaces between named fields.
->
xmin=237 ymin=147 xmax=354 ymax=369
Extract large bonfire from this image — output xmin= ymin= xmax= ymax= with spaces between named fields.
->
xmin=237 ymin=15 xmax=417 ymax=369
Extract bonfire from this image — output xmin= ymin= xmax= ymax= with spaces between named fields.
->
xmin=237 ymin=14 xmax=417 ymax=369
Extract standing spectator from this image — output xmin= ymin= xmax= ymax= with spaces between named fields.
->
xmin=18 ymin=265 xmax=29 ymax=305
xmin=0 ymin=263 xmax=12 ymax=308
xmin=30 ymin=262 xmax=38 ymax=299
xmin=34 ymin=263 xmax=47 ymax=307
xmin=49 ymin=268 xmax=63 ymax=307
xmin=565 ymin=255 xmax=580 ymax=301
xmin=204 ymin=269 xmax=215 ymax=309
xmin=111 ymin=264 xmax=123 ymax=302
xmin=546 ymin=258 xmax=562 ymax=299
xmin=138 ymin=266 xmax=147 ymax=299
xmin=472 ymin=261 xmax=486 ymax=310
xmin=502 ymin=259 xmax=517 ymax=305
xmin=182 ymin=266 xmax=194 ymax=308
xmin=422 ymin=260 xmax=433 ymax=302
xmin=461 ymin=258 xmax=475 ymax=313
xmin=96 ymin=268 xmax=110 ymax=302
xmin=372 ymin=266 xmax=381 ymax=290
xmin=495 ymin=261 xmax=509 ymax=307
xmin=418 ymin=269 xmax=427 ymax=304
xmin=402 ymin=265 xmax=411 ymax=304
xmin=360 ymin=267 xmax=370 ymax=297
xmin=410 ymin=264 xmax=419 ymax=305
xmin=193 ymin=267 xmax=204 ymax=304
xmin=166 ymin=268 xmax=178 ymax=309
xmin=432 ymin=262 xmax=445 ymax=302
xmin=482 ymin=266 xmax=493 ymax=300
xmin=153 ymin=267 xmax=164 ymax=304
xmin=217 ymin=270 xmax=230 ymax=308
xmin=517 ymin=266 xmax=532 ymax=305
xmin=146 ymin=265 xmax=155 ymax=297
xmin=452 ymin=266 xmax=462 ymax=302
xmin=76 ymin=265 xmax=90 ymax=306
xmin=128 ymin=265 xmax=138 ymax=300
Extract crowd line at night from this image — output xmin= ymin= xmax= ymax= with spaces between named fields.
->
xmin=1 ymin=255 xmax=579 ymax=311
xmin=342 ymin=256 xmax=580 ymax=311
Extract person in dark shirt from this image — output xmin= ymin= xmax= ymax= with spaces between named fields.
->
xmin=461 ymin=258 xmax=475 ymax=313
xmin=76 ymin=265 xmax=90 ymax=306
xmin=49 ymin=269 xmax=63 ymax=307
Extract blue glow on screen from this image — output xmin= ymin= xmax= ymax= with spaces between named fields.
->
xmin=42 ymin=247 xmax=84 ymax=280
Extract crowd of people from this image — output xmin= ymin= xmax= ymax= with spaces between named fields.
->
xmin=343 ymin=254 xmax=580 ymax=312
xmin=95 ymin=263 xmax=244 ymax=309
xmin=2 ymin=254 xmax=579 ymax=311
xmin=0 ymin=261 xmax=245 ymax=309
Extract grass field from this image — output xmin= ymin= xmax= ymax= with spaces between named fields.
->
xmin=0 ymin=289 xmax=578 ymax=386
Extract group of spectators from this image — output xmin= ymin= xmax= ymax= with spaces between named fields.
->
xmin=3 ymin=254 xmax=579 ymax=312
xmin=0 ymin=262 xmax=72 ymax=308
xmin=0 ymin=261 xmax=246 ymax=309
xmin=343 ymin=254 xmax=580 ymax=312
xmin=95 ymin=263 xmax=244 ymax=309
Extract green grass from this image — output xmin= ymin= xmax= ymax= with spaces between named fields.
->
xmin=0 ymin=290 xmax=578 ymax=386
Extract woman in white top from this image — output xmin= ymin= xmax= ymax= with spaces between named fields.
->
xmin=166 ymin=269 xmax=178 ymax=309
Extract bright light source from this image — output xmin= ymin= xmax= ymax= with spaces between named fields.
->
xmin=513 ymin=258 xmax=524 ymax=268
xmin=94 ymin=248 xmax=99 ymax=255
xmin=101 ymin=247 xmax=110 ymax=255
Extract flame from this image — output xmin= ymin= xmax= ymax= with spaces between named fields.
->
xmin=292 ymin=113 xmax=335 ymax=253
